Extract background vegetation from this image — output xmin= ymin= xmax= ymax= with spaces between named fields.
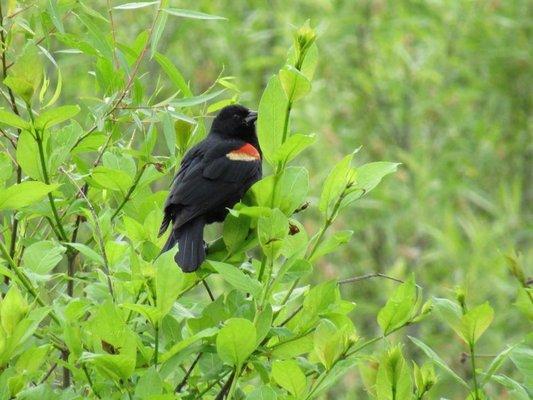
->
xmin=0 ymin=0 xmax=530 ymax=399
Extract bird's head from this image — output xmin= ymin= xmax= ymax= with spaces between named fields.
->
xmin=210 ymin=104 xmax=258 ymax=140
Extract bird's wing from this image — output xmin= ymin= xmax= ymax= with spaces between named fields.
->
xmin=162 ymin=140 xmax=261 ymax=230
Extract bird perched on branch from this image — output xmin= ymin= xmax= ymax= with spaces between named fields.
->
xmin=159 ymin=105 xmax=262 ymax=272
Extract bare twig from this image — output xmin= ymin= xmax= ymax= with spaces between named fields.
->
xmin=106 ymin=0 xmax=119 ymax=69
xmin=175 ymin=353 xmax=202 ymax=392
xmin=0 ymin=2 xmax=23 ymax=270
xmin=73 ymin=2 xmax=164 ymax=148
xmin=339 ymin=272 xmax=404 ymax=285
xmin=61 ymin=167 xmax=115 ymax=301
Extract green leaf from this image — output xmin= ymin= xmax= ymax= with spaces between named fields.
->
xmin=408 ymin=336 xmax=469 ymax=388
xmin=150 ymin=6 xmax=168 ymax=57
xmin=171 ymin=89 xmax=226 ymax=108
xmin=257 ymin=75 xmax=288 ymax=166
xmin=163 ymin=8 xmax=226 ymax=20
xmin=287 ymin=42 xmax=319 ymax=81
xmin=432 ymin=297 xmax=464 ymax=337
xmin=209 ymin=261 xmax=262 ymax=299
xmin=258 ymin=209 xmax=289 ymax=260
xmin=65 ymin=242 xmax=104 ymax=266
xmin=271 ymin=334 xmax=314 ymax=359
xmin=491 ymin=375 xmax=529 ymax=400
xmin=0 ymin=153 xmax=12 ymax=184
xmin=253 ymin=167 xmax=309 ymax=215
xmin=34 ymin=105 xmax=80 ymax=129
xmin=314 ymin=319 xmax=347 ymax=370
xmin=0 ymin=182 xmax=59 ymax=211
xmin=297 ymin=280 xmax=339 ymax=331
xmin=271 ymin=359 xmax=307 ymax=397
xmin=16 ymin=130 xmax=43 ymax=180
xmin=434 ymin=299 xmax=494 ymax=345
xmin=375 ymin=346 xmax=413 ymax=400
xmin=413 ymin=361 xmax=437 ymax=398
xmin=319 ymin=153 xmax=356 ymax=218
xmin=356 ymin=162 xmax=399 ymax=194
xmin=15 ymin=345 xmax=49 ymax=375
xmin=0 ymin=109 xmax=29 ymax=130
xmin=510 ymin=347 xmax=533 ymax=390
xmin=276 ymin=167 xmax=309 ymax=215
xmin=43 ymin=66 xmax=63 ymax=109
xmin=222 ymin=213 xmax=251 ymax=253
xmin=114 ymin=1 xmax=158 ymax=10
xmin=248 ymin=386 xmax=278 ymax=400
xmin=216 ymin=318 xmax=257 ymax=366
xmin=310 ymin=230 xmax=353 ymax=262
xmin=160 ymin=327 xmax=218 ymax=363
xmin=273 ymin=133 xmax=316 ymax=164
xmin=154 ymin=53 xmax=193 ymax=97
xmin=255 ymin=304 xmax=273 ymax=346
xmin=460 ymin=302 xmax=494 ymax=345
xmin=80 ymin=341 xmax=136 ymax=381
xmin=90 ymin=166 xmax=133 ymax=194
xmin=134 ymin=366 xmax=163 ymax=398
xmin=311 ymin=358 xmax=356 ymax=398
xmin=0 ymin=285 xmax=28 ymax=335
xmin=22 ymin=241 xmax=66 ymax=275
xmin=482 ymin=344 xmax=519 ymax=387
xmin=155 ymin=250 xmax=186 ymax=318
xmin=3 ymin=45 xmax=42 ymax=103
xmin=120 ymin=304 xmax=161 ymax=326
xmin=377 ymin=276 xmax=417 ymax=335
xmin=279 ymin=65 xmax=311 ymax=102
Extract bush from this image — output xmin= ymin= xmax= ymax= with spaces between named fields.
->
xmin=0 ymin=2 xmax=530 ymax=399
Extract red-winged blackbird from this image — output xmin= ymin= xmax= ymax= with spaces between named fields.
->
xmin=159 ymin=105 xmax=262 ymax=272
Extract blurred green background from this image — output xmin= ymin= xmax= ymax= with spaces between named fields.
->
xmin=53 ymin=0 xmax=531 ymax=397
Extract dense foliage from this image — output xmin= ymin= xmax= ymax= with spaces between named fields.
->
xmin=0 ymin=1 xmax=530 ymax=399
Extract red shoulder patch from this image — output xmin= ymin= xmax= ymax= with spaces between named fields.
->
xmin=226 ymin=143 xmax=261 ymax=161
xmin=236 ymin=143 xmax=260 ymax=158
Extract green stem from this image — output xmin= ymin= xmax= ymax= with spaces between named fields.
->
xmin=28 ymin=107 xmax=67 ymax=241
xmin=153 ymin=322 xmax=159 ymax=366
xmin=197 ymin=370 xmax=231 ymax=398
xmin=280 ymin=100 xmax=292 ymax=145
xmin=227 ymin=365 xmax=241 ymax=400
xmin=277 ymin=182 xmax=349 ymax=312
xmin=257 ymin=256 xmax=267 ymax=282
xmin=110 ymin=163 xmax=148 ymax=221
xmin=469 ymin=343 xmax=480 ymax=400
xmin=82 ymin=366 xmax=101 ymax=399
xmin=202 ymin=279 xmax=215 ymax=301
xmin=259 ymin=257 xmax=274 ymax=308
xmin=277 ymin=219 xmax=330 ymax=308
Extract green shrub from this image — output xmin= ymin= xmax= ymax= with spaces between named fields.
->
xmin=0 ymin=2 xmax=530 ymax=399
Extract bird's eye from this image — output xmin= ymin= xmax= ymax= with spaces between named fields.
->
xmin=233 ymin=114 xmax=240 ymax=120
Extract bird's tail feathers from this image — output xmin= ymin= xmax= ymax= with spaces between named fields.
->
xmin=175 ymin=218 xmax=206 ymax=273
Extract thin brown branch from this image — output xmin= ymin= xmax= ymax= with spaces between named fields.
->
xmin=175 ymin=353 xmax=202 ymax=393
xmin=338 ymin=272 xmax=404 ymax=285
xmin=0 ymin=2 xmax=23 ymax=275
xmin=61 ymin=168 xmax=115 ymax=301
xmin=106 ymin=0 xmax=119 ymax=69
xmin=74 ymin=3 xmax=163 ymax=148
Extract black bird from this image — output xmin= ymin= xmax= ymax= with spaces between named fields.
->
xmin=159 ymin=105 xmax=262 ymax=272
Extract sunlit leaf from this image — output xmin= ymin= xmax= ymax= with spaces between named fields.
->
xmin=216 ymin=318 xmax=256 ymax=366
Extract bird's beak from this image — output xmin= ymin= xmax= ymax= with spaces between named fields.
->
xmin=245 ymin=110 xmax=258 ymax=125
